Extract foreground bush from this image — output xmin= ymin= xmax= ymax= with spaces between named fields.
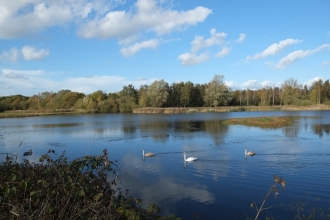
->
xmin=0 ymin=149 xmax=179 ymax=220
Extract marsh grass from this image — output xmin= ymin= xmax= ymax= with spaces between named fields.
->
xmin=133 ymin=105 xmax=330 ymax=114
xmin=222 ymin=116 xmax=293 ymax=128
xmin=0 ymin=109 xmax=96 ymax=118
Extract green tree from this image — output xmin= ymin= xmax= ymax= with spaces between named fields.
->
xmin=322 ymin=79 xmax=330 ymax=103
xmin=204 ymin=74 xmax=232 ymax=107
xmin=309 ymin=79 xmax=323 ymax=104
xmin=146 ymin=80 xmax=169 ymax=107
xmin=118 ymin=85 xmax=138 ymax=112
xmin=168 ymin=82 xmax=184 ymax=107
xmin=281 ymin=78 xmax=301 ymax=105
xmin=310 ymin=89 xmax=317 ymax=104
xmin=138 ymin=85 xmax=149 ymax=107
xmin=180 ymin=81 xmax=194 ymax=107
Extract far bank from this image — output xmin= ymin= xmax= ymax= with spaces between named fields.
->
xmin=133 ymin=105 xmax=330 ymax=114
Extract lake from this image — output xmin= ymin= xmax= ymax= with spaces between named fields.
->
xmin=1 ymin=111 xmax=330 ymax=219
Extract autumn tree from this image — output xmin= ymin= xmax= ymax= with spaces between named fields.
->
xmin=146 ymin=80 xmax=169 ymax=107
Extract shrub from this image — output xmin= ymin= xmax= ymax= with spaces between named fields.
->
xmin=0 ymin=149 xmax=180 ymax=220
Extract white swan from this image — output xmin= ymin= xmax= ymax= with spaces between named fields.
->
xmin=245 ymin=148 xmax=256 ymax=156
xmin=142 ymin=149 xmax=155 ymax=157
xmin=183 ymin=152 xmax=197 ymax=161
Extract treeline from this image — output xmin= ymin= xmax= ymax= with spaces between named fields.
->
xmin=1 ymin=75 xmax=330 ymax=113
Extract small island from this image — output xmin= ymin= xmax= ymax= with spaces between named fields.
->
xmin=222 ymin=116 xmax=293 ymax=128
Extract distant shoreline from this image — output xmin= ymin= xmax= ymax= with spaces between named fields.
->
xmin=1 ymin=105 xmax=330 ymax=118
xmin=133 ymin=105 xmax=330 ymax=114
xmin=0 ymin=109 xmax=97 ymax=119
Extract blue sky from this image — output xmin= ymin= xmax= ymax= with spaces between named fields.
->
xmin=0 ymin=0 xmax=329 ymax=96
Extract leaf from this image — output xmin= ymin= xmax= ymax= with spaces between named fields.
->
xmin=30 ymin=191 xmax=38 ymax=196
xmin=8 ymin=174 xmax=16 ymax=181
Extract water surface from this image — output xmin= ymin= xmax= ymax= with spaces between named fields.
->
xmin=1 ymin=111 xmax=329 ymax=219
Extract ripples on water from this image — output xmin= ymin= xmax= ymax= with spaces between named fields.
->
xmin=1 ymin=112 xmax=330 ymax=219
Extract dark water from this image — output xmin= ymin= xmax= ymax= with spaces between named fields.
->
xmin=1 ymin=111 xmax=330 ymax=219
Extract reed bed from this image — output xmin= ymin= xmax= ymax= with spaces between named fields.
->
xmin=222 ymin=116 xmax=293 ymax=128
xmin=0 ymin=109 xmax=97 ymax=118
xmin=133 ymin=105 xmax=330 ymax=114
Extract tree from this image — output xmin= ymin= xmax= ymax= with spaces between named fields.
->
xmin=281 ymin=78 xmax=302 ymax=105
xmin=180 ymin=81 xmax=194 ymax=107
xmin=204 ymin=75 xmax=232 ymax=107
xmin=168 ymin=82 xmax=184 ymax=107
xmin=146 ymin=80 xmax=169 ymax=107
xmin=137 ymin=85 xmax=149 ymax=107
xmin=322 ymin=80 xmax=330 ymax=103
xmin=310 ymin=79 xmax=323 ymax=104
xmin=118 ymin=85 xmax=138 ymax=112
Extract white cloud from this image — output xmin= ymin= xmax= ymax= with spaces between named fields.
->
xmin=191 ymin=28 xmax=227 ymax=53
xmin=0 ymin=48 xmax=19 ymax=62
xmin=178 ymin=52 xmax=209 ymax=66
xmin=78 ymin=0 xmax=212 ymax=39
xmin=215 ymin=47 xmax=231 ymax=58
xmin=322 ymin=61 xmax=329 ymax=66
xmin=247 ymin=38 xmax=301 ymax=60
xmin=4 ymin=72 xmax=29 ymax=80
xmin=120 ymin=39 xmax=159 ymax=57
xmin=235 ymin=33 xmax=246 ymax=44
xmin=21 ymin=45 xmax=50 ymax=60
xmin=0 ymin=1 xmax=75 ymax=39
xmin=227 ymin=80 xmax=281 ymax=91
xmin=2 ymin=69 xmax=44 ymax=76
xmin=241 ymin=79 xmax=259 ymax=89
xmin=178 ymin=28 xmax=229 ymax=65
xmin=0 ymin=68 xmax=157 ymax=96
xmin=260 ymin=80 xmax=273 ymax=87
xmin=275 ymin=44 xmax=330 ymax=69
xmin=224 ymin=81 xmax=237 ymax=88
xmin=303 ymin=77 xmax=323 ymax=87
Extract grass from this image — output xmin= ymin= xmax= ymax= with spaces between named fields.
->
xmin=222 ymin=116 xmax=293 ymax=128
xmin=0 ymin=109 xmax=97 ymax=118
xmin=133 ymin=105 xmax=330 ymax=114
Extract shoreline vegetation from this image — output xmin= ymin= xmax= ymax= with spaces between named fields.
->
xmin=133 ymin=105 xmax=330 ymax=114
xmin=222 ymin=116 xmax=293 ymax=128
xmin=1 ymin=105 xmax=330 ymax=118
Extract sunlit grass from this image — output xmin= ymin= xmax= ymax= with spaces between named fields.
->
xmin=222 ymin=116 xmax=293 ymax=128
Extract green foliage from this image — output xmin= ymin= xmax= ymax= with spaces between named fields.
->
xmin=0 ymin=149 xmax=179 ymax=220
xmin=1 ymin=76 xmax=330 ymax=114
xmin=0 ymin=95 xmax=29 ymax=112
xmin=204 ymin=75 xmax=232 ymax=107
xmin=119 ymin=85 xmax=138 ymax=112
xmin=147 ymin=80 xmax=169 ymax=107
xmin=138 ymin=85 xmax=149 ymax=107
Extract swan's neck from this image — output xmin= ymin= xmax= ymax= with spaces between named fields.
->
xmin=184 ymin=153 xmax=186 ymax=161
xmin=245 ymin=149 xmax=247 ymax=154
xmin=143 ymin=150 xmax=144 ymax=156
